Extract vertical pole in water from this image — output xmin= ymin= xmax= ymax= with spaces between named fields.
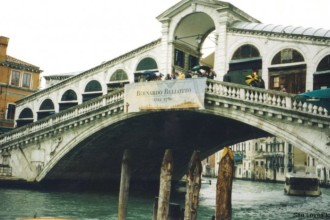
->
xmin=215 ymin=147 xmax=234 ymax=220
xmin=118 ymin=149 xmax=131 ymax=220
xmin=157 ymin=149 xmax=173 ymax=220
xmin=184 ymin=150 xmax=202 ymax=220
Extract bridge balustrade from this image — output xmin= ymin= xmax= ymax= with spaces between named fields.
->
xmin=0 ymin=90 xmax=125 ymax=148
xmin=0 ymin=79 xmax=329 ymax=150
xmin=206 ymin=80 xmax=329 ymax=117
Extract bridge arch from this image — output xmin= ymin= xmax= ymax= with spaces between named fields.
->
xmin=170 ymin=10 xmax=217 ymax=71
xmin=36 ymin=103 xmax=329 ymax=183
xmin=36 ymin=109 xmax=272 ymax=183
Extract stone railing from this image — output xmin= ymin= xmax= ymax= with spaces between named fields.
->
xmin=0 ymin=90 xmax=125 ymax=147
xmin=1 ymin=79 xmax=329 ymax=148
xmin=206 ymin=80 xmax=329 ymax=117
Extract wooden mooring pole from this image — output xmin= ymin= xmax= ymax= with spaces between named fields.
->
xmin=156 ymin=149 xmax=173 ymax=220
xmin=215 ymin=147 xmax=234 ymax=220
xmin=118 ymin=149 xmax=131 ymax=220
xmin=184 ymin=150 xmax=202 ymax=220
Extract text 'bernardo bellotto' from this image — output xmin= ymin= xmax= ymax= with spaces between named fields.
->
xmin=136 ymin=88 xmax=192 ymax=96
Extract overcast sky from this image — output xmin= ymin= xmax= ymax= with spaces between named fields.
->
xmin=1 ymin=0 xmax=329 ymax=76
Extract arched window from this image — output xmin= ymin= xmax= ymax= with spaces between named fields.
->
xmin=61 ymin=89 xmax=77 ymax=101
xmin=107 ymin=69 xmax=129 ymax=93
xmin=232 ymin=44 xmax=260 ymax=60
xmin=110 ymin=69 xmax=128 ymax=81
xmin=271 ymin=48 xmax=304 ymax=65
xmin=59 ymin=89 xmax=78 ymax=111
xmin=40 ymin=99 xmax=55 ymax=110
xmin=19 ymin=108 xmax=33 ymax=118
xmin=85 ymin=80 xmax=102 ymax=92
xmin=16 ymin=108 xmax=33 ymax=127
xmin=314 ymin=55 xmax=330 ymax=90
xmin=136 ymin=58 xmax=158 ymax=71
xmin=269 ymin=48 xmax=306 ymax=93
xmin=83 ymin=80 xmax=103 ymax=102
xmin=38 ymin=99 xmax=55 ymax=120
xmin=228 ymin=44 xmax=261 ymax=85
xmin=135 ymin=58 xmax=158 ymax=82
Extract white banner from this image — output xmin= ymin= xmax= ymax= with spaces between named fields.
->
xmin=124 ymin=78 xmax=207 ymax=113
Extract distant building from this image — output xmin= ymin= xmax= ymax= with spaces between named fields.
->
xmin=43 ymin=71 xmax=82 ymax=88
xmin=204 ymin=137 xmax=329 ymax=186
xmin=0 ymin=36 xmax=42 ymax=133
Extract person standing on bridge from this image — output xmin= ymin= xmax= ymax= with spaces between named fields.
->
xmin=223 ymin=71 xmax=231 ymax=82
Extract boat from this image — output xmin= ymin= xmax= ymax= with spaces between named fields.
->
xmin=175 ymin=177 xmax=212 ymax=192
xmin=284 ymin=172 xmax=321 ymax=196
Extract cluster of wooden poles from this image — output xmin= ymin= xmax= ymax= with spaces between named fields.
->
xmin=118 ymin=147 xmax=234 ymax=220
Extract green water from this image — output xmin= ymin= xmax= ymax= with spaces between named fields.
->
xmin=0 ymin=179 xmax=329 ymax=219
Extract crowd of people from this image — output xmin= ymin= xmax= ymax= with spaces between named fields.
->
xmin=139 ymin=67 xmax=267 ymax=90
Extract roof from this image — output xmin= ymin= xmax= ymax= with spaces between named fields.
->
xmin=0 ymin=55 xmax=42 ymax=73
xmin=43 ymin=71 xmax=83 ymax=79
xmin=230 ymin=21 xmax=330 ymax=38
xmin=286 ymin=172 xmax=318 ymax=179
xmin=157 ymin=0 xmax=260 ymax=23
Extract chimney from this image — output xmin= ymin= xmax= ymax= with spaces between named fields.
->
xmin=0 ymin=36 xmax=9 ymax=62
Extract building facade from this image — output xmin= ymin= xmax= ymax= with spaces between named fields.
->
xmin=203 ymin=137 xmax=330 ymax=187
xmin=0 ymin=36 xmax=42 ymax=133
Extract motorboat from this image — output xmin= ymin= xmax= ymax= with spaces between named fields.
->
xmin=284 ymin=172 xmax=321 ymax=196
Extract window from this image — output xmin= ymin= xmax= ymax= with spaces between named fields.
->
xmin=22 ymin=73 xmax=31 ymax=88
xmin=85 ymin=80 xmax=102 ymax=92
xmin=11 ymin=70 xmax=20 ymax=86
xmin=271 ymin=48 xmax=304 ymax=64
xmin=232 ymin=44 xmax=260 ymax=60
xmin=189 ymin=55 xmax=198 ymax=70
xmin=136 ymin=58 xmax=158 ymax=71
xmin=174 ymin=49 xmax=185 ymax=68
xmin=273 ymin=76 xmax=279 ymax=87
xmin=6 ymin=104 xmax=16 ymax=120
xmin=61 ymin=90 xmax=77 ymax=101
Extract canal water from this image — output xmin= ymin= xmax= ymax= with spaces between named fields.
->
xmin=0 ymin=179 xmax=329 ymax=220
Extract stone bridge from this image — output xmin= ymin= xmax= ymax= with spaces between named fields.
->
xmin=0 ymin=80 xmax=329 ymax=188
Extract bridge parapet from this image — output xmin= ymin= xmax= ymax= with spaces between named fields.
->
xmin=206 ymin=80 xmax=329 ymax=126
xmin=0 ymin=90 xmax=125 ymax=150
xmin=1 ymin=79 xmax=329 ymax=159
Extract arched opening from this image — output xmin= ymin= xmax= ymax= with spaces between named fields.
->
xmin=228 ymin=44 xmax=261 ymax=85
xmin=59 ymin=89 xmax=78 ymax=111
xmin=314 ymin=54 xmax=330 ymax=90
xmin=268 ymin=48 xmax=306 ymax=93
xmin=173 ymin=12 xmax=215 ymax=76
xmin=16 ymin=108 xmax=34 ymax=127
xmin=82 ymin=80 xmax=103 ymax=102
xmin=134 ymin=57 xmax=159 ymax=82
xmin=107 ymin=69 xmax=129 ymax=92
xmin=38 ymin=99 xmax=55 ymax=120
